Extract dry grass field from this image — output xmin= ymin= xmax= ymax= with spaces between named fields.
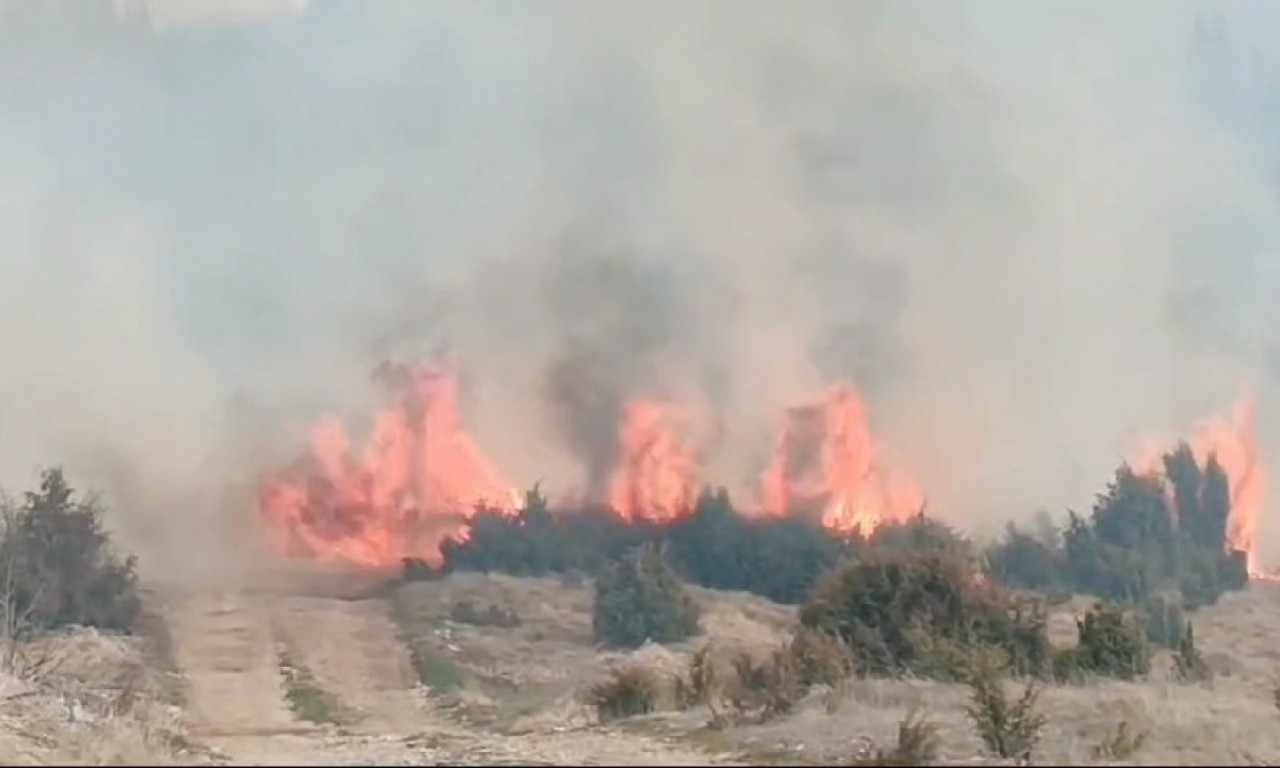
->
xmin=0 ymin=567 xmax=1277 ymax=765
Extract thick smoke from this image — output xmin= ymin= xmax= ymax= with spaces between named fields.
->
xmin=3 ymin=0 xmax=1280 ymax=578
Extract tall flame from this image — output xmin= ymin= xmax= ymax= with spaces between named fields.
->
xmin=1131 ymin=388 xmax=1267 ymax=575
xmin=1189 ymin=389 xmax=1267 ymax=574
xmin=259 ymin=364 xmax=519 ymax=568
xmin=608 ymin=399 xmax=699 ymax=523
xmin=760 ymin=384 xmax=923 ymax=535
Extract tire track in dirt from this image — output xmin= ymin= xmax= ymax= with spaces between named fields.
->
xmin=162 ymin=589 xmax=299 ymax=739
xmin=155 ymin=576 xmax=741 ymax=766
xmin=270 ymin=594 xmax=426 ymax=734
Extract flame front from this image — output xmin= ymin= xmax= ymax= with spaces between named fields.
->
xmin=1189 ymin=389 xmax=1267 ymax=574
xmin=259 ymin=364 xmax=519 ymax=568
xmin=608 ymin=399 xmax=699 ymax=523
xmin=1131 ymin=388 xmax=1268 ymax=575
xmin=760 ymin=384 xmax=923 ymax=536
xmin=261 ymin=370 xmax=928 ymax=567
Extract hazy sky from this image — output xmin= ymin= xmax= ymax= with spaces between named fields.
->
xmin=5 ymin=0 xmax=1280 ymax=572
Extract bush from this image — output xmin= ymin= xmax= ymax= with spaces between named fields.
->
xmin=851 ymin=709 xmax=942 ymax=766
xmin=584 ymin=666 xmax=661 ymax=721
xmin=964 ymin=651 xmax=1046 ymax=765
xmin=726 ymin=648 xmax=802 ymax=722
xmin=0 ymin=468 xmax=140 ymax=635
xmin=799 ymin=549 xmax=1051 ymax=680
xmin=1053 ymin=602 xmax=1150 ymax=682
xmin=448 ymin=599 xmax=521 ymax=628
xmin=788 ymin=626 xmax=855 ymax=686
xmin=685 ymin=640 xmax=807 ymax=726
xmin=592 ymin=543 xmax=700 ymax=649
xmin=866 ymin=512 xmax=973 ymax=562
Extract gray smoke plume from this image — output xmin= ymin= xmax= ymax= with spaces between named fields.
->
xmin=4 ymin=0 xmax=1280 ymax=577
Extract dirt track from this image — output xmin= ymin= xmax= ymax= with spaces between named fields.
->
xmin=153 ymin=568 xmax=736 ymax=766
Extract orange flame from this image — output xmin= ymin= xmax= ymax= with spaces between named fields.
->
xmin=259 ymin=364 xmax=519 ymax=568
xmin=1190 ymin=389 xmax=1267 ymax=574
xmin=760 ymin=384 xmax=923 ymax=536
xmin=1131 ymin=388 xmax=1268 ymax=575
xmin=608 ymin=399 xmax=699 ymax=523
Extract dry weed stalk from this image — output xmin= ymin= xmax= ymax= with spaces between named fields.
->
xmin=1093 ymin=719 xmax=1147 ymax=760
xmin=850 ymin=708 xmax=942 ymax=766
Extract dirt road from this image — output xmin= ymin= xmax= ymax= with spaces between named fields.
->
xmin=153 ymin=568 xmax=737 ymax=766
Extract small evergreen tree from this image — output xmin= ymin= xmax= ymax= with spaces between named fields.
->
xmin=800 ymin=549 xmax=1051 ymax=680
xmin=592 ymin=543 xmax=701 ymax=649
xmin=0 ymin=468 xmax=140 ymax=634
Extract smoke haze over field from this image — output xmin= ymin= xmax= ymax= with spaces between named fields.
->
xmin=4 ymin=0 xmax=1280 ymax=576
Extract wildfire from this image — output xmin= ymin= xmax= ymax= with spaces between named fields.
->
xmin=607 ymin=400 xmax=699 ymax=523
xmin=759 ymin=385 xmax=924 ymax=536
xmin=259 ymin=365 xmax=921 ymax=568
xmin=1131 ymin=388 xmax=1268 ymax=575
xmin=258 ymin=363 xmax=519 ymax=568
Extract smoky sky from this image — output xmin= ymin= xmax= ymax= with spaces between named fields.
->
xmin=6 ymin=0 xmax=1280 ymax=574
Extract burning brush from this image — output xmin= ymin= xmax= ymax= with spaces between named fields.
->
xmin=259 ymin=360 xmax=1271 ymax=580
xmin=259 ymin=362 xmax=927 ymax=569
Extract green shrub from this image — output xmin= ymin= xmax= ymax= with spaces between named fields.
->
xmin=0 ymin=468 xmax=140 ymax=635
xmin=799 ymin=549 xmax=1051 ymax=680
xmin=964 ymin=651 xmax=1046 ymax=765
xmin=592 ymin=543 xmax=700 ymax=649
xmin=1054 ymin=602 xmax=1150 ymax=682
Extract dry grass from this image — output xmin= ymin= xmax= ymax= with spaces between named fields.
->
xmin=0 ymin=629 xmax=190 ymax=765
xmin=385 ymin=573 xmax=1280 ymax=766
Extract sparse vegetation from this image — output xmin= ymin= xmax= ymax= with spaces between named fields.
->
xmin=851 ymin=710 xmax=942 ymax=766
xmin=404 ymin=641 xmax=467 ymax=694
xmin=592 ymin=543 xmax=700 ymax=649
xmin=1094 ymin=720 xmax=1148 ymax=760
xmin=278 ymin=647 xmax=345 ymax=725
xmin=1172 ymin=621 xmax=1211 ymax=683
xmin=449 ymin=599 xmax=521 ymax=628
xmin=963 ymin=652 xmax=1046 ymax=764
